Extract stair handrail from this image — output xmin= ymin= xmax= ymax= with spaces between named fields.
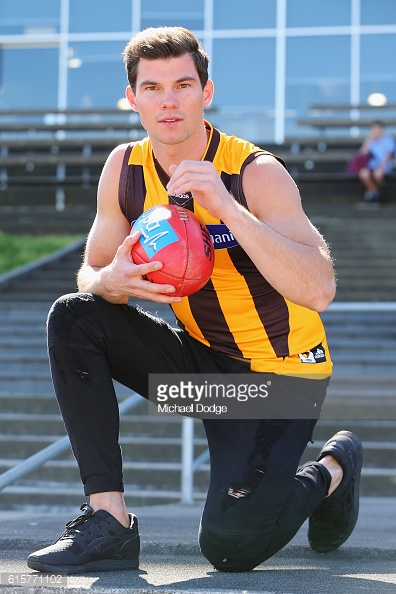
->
xmin=0 ymin=391 xmax=207 ymax=505
xmin=0 ymin=236 xmax=86 ymax=291
xmin=0 ymin=392 xmax=142 ymax=492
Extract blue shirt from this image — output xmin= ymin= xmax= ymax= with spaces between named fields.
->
xmin=368 ymin=134 xmax=395 ymax=173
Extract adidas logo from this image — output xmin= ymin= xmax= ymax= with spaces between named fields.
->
xmin=172 ymin=193 xmax=190 ymax=201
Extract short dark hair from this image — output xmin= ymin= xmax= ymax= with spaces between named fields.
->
xmin=123 ymin=26 xmax=209 ymax=92
xmin=371 ymin=120 xmax=385 ymax=128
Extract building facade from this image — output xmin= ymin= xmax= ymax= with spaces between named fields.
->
xmin=0 ymin=0 xmax=395 ymax=143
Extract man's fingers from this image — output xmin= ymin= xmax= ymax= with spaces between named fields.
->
xmin=114 ymin=233 xmax=140 ymax=260
xmin=135 ymin=259 xmax=164 ymax=276
xmin=119 ymin=234 xmax=181 ymax=295
xmin=124 ymin=231 xmax=140 ymax=248
xmin=167 ymin=161 xmax=218 ymax=197
xmin=132 ymin=276 xmax=182 ymax=302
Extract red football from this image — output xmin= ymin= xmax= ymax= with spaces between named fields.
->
xmin=131 ymin=204 xmax=214 ymax=297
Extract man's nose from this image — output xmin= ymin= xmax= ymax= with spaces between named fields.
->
xmin=160 ymin=89 xmax=178 ymax=108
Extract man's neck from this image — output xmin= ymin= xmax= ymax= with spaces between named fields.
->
xmin=150 ymin=123 xmax=210 ymax=175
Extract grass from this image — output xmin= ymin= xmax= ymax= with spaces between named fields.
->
xmin=0 ymin=232 xmax=83 ymax=275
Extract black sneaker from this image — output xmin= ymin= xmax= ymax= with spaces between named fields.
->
xmin=308 ymin=431 xmax=363 ymax=553
xmin=27 ymin=503 xmax=140 ymax=573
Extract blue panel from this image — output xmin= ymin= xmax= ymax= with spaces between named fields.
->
xmin=214 ymin=0 xmax=276 ymax=29
xmin=361 ymin=0 xmax=396 ymax=25
xmin=0 ymin=0 xmax=60 ymax=34
xmin=69 ymin=0 xmax=131 ymax=33
xmin=0 ymin=48 xmax=58 ymax=109
xmin=141 ymin=0 xmax=204 ymax=31
xmin=67 ymin=41 xmax=127 ymax=108
xmin=287 ymin=0 xmax=350 ymax=27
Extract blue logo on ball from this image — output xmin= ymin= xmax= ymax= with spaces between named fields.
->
xmin=133 ymin=210 xmax=179 ymax=259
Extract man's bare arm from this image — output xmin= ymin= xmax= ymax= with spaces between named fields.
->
xmin=77 ymin=144 xmax=182 ymax=304
xmin=167 ymin=156 xmax=336 ymax=312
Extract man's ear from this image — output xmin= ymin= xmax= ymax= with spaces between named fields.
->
xmin=203 ymin=79 xmax=214 ymax=108
xmin=126 ymin=86 xmax=139 ymax=112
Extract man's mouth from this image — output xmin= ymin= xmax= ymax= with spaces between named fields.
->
xmin=159 ymin=117 xmax=181 ymax=123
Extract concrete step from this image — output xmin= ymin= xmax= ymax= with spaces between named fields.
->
xmin=0 ymin=454 xmax=393 ymax=507
xmin=326 ymin=385 xmax=396 ymax=399
xmin=2 ymin=351 xmax=391 ymax=369
xmin=0 ymin=458 xmax=211 ymax=491
xmin=0 ymin=344 xmax=47 ymax=354
xmin=2 ymin=279 xmax=78 ymax=291
xmin=0 ymin=292 xmax=71 ymax=302
xmin=0 ymin=377 xmax=54 ymax=395
xmin=0 ymin=209 xmax=95 ymax=235
xmin=313 ymin=418 xmax=396 ymax=441
xmin=334 ymin=290 xmax=396 ymax=301
xmin=0 ymin=483 xmax=196 ymax=510
xmin=335 ymin=279 xmax=396 ymax=289
xmin=0 ymin=394 xmax=60 ymax=414
xmin=1 ymin=435 xmax=393 ymax=471
xmin=335 ymin=270 xmax=396 ymax=280
xmin=301 ymin=439 xmax=396 ymax=469
xmin=306 ymin=202 xmax=396 ymax=217
xmin=327 ymin=338 xmax=396 ymax=349
xmin=4 ymin=339 xmax=391 ymax=358
xmin=0 ymin=416 xmax=204 ymax=440
xmin=0 ymin=375 xmax=140 ymax=396
xmin=0 ymin=412 xmax=207 ymax=439
xmin=327 ymin=359 xmax=394 ymax=371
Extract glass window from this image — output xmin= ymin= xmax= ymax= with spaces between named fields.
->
xmin=0 ymin=0 xmax=60 ymax=35
xmin=213 ymin=0 xmax=276 ymax=29
xmin=141 ymin=0 xmax=204 ymax=31
xmin=211 ymin=38 xmax=275 ymax=142
xmin=0 ymin=47 xmax=58 ymax=109
xmin=287 ymin=0 xmax=350 ymax=27
xmin=67 ymin=42 xmax=127 ymax=108
xmin=285 ymin=36 xmax=350 ymax=136
xmin=361 ymin=0 xmax=396 ymax=25
xmin=360 ymin=34 xmax=396 ymax=105
xmin=69 ymin=0 xmax=131 ymax=33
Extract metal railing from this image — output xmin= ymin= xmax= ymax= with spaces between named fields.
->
xmin=0 ymin=392 xmax=142 ymax=492
xmin=0 ymin=391 xmax=209 ymax=504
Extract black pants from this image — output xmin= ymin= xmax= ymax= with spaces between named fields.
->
xmin=47 ymin=293 xmax=332 ymax=572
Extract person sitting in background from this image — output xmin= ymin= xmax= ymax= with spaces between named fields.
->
xmin=357 ymin=121 xmax=395 ymax=202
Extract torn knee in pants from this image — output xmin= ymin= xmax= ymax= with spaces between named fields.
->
xmin=223 ymin=420 xmax=289 ymax=510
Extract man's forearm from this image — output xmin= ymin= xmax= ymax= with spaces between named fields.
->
xmin=77 ymin=264 xmax=129 ymax=304
xmin=222 ymin=202 xmax=336 ymax=312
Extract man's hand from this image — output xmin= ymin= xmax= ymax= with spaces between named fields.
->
xmin=87 ymin=232 xmax=183 ymax=304
xmin=167 ymin=160 xmax=237 ymax=220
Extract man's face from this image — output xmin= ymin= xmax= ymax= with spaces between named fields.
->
xmin=126 ymin=54 xmax=213 ymax=147
xmin=371 ymin=124 xmax=384 ymax=140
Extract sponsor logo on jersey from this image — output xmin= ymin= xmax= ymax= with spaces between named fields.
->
xmin=298 ymin=344 xmax=327 ymax=364
xmin=206 ymin=224 xmax=239 ymax=250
